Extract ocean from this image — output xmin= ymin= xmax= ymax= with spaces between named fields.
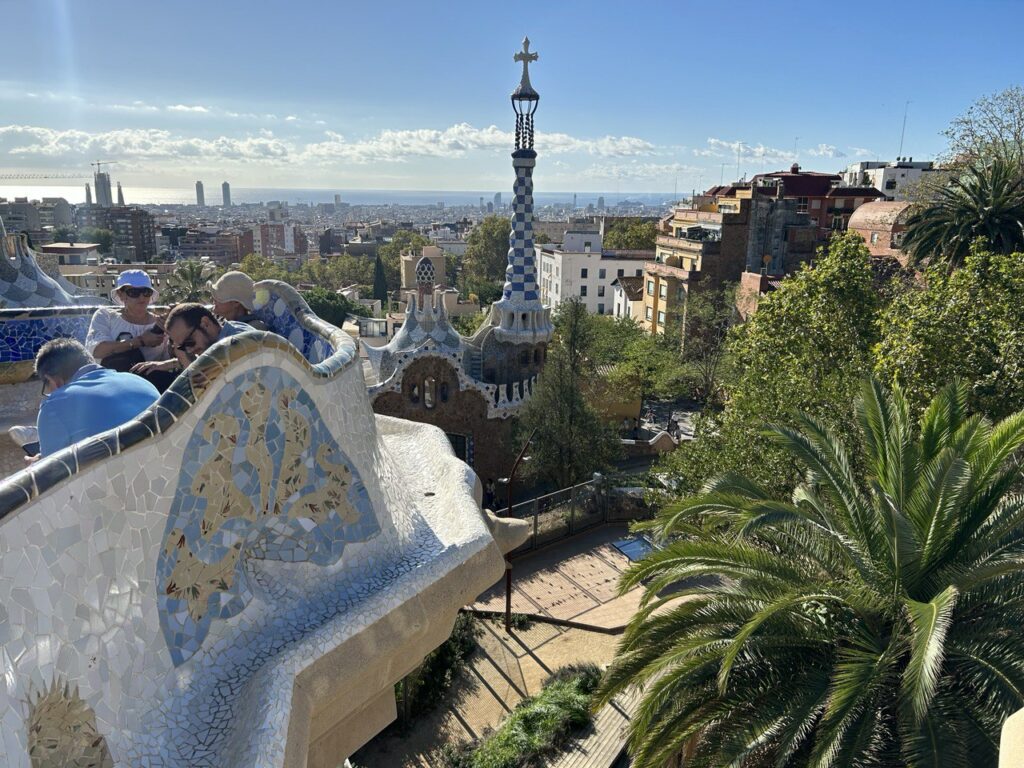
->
xmin=0 ymin=185 xmax=674 ymax=208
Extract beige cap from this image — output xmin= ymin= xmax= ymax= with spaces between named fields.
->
xmin=209 ymin=271 xmax=256 ymax=310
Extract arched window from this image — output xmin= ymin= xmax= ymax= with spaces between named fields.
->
xmin=424 ymin=377 xmax=436 ymax=409
xmin=410 ymin=384 xmax=420 ymax=404
xmin=439 ymin=382 xmax=449 ymax=402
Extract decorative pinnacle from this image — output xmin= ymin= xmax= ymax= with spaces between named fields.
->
xmin=512 ymin=37 xmax=539 ymax=100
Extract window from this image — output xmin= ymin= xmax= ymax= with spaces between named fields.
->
xmin=423 ymin=377 xmax=436 ymax=409
xmin=891 ymin=232 xmax=904 ymax=248
xmin=617 ymin=268 xmax=624 ymax=277
xmin=580 ymin=285 xmax=588 ymax=296
xmin=659 ymin=284 xmax=667 ymax=299
xmin=635 ymin=269 xmax=642 ymax=277
xmin=581 ymin=267 xmax=588 ymax=279
xmin=885 ymin=179 xmax=897 ymax=190
xmin=598 ymin=268 xmax=606 ymax=279
xmin=811 ymin=199 xmax=821 ymax=210
xmin=870 ymin=232 xmax=879 ymax=244
xmin=410 ymin=384 xmax=420 ymax=404
xmin=658 ymin=311 xmax=666 ymax=325
xmin=646 ymin=280 xmax=654 ymax=296
xmin=440 ymin=382 xmax=449 ymax=402
xmin=645 ymin=306 xmax=653 ymax=320
xmin=834 ymin=198 xmax=846 ymax=210
xmin=598 ymin=285 xmax=605 ymax=297
xmin=796 ymin=197 xmax=809 ymax=214
xmin=832 ymin=216 xmax=846 ymax=231
xmin=584 ymin=241 xmax=592 ymax=252
xmin=598 ymin=303 xmax=605 ymax=314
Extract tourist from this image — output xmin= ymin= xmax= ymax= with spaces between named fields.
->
xmin=31 ymin=338 xmax=159 ymax=458
xmin=164 ymin=303 xmax=253 ymax=361
xmin=85 ymin=269 xmax=178 ymax=391
xmin=209 ymin=271 xmax=268 ymax=330
xmin=484 ymin=478 xmax=496 ymax=510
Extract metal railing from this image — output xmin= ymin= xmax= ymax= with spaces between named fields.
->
xmin=503 ymin=478 xmax=651 ymax=556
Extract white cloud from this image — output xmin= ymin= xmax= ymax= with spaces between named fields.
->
xmin=109 ymin=101 xmax=160 ymax=113
xmin=705 ymin=137 xmax=796 ymax=164
xmin=849 ymin=146 xmax=877 ymax=157
xmin=285 ymin=115 xmax=298 ymax=122
xmin=807 ymin=143 xmax=846 ymax=158
xmin=166 ymin=104 xmax=210 ymax=113
xmin=579 ymin=162 xmax=699 ymax=180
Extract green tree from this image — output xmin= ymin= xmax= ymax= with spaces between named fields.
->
xmin=372 ymin=254 xmax=388 ymax=304
xmin=681 ymin=284 xmax=736 ymax=404
xmin=464 ymin=215 xmax=510 ymax=285
xmin=659 ymin=233 xmax=879 ymax=496
xmin=238 ymin=253 xmax=289 ymax=283
xmin=52 ymin=225 xmax=75 ymax=243
xmin=603 ymin=219 xmax=657 ymax=250
xmin=597 ymin=379 xmax=1024 ymax=768
xmin=163 ymin=260 xmax=213 ymax=303
xmin=80 ymin=227 xmax=114 ymax=254
xmin=902 ymin=158 xmax=1024 ymax=267
xmin=875 ymin=245 xmax=1024 ymax=420
xmin=301 ymin=286 xmax=370 ymax=327
xmin=942 ymin=85 xmax=1024 ymax=170
xmin=520 ymin=299 xmax=619 ymax=488
xmin=377 ymin=230 xmax=429 ymax=292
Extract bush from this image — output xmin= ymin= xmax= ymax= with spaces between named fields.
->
xmin=394 ymin=612 xmax=481 ymax=728
xmin=443 ymin=663 xmax=601 ymax=768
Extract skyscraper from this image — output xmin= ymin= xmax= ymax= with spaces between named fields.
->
xmin=85 ymin=183 xmax=92 ymax=206
xmin=222 ymin=181 xmax=231 ymax=207
xmin=597 ymin=195 xmax=605 ymax=210
xmin=493 ymin=192 xmax=502 ymax=210
xmin=94 ymin=172 xmax=113 ymax=208
xmin=334 ymin=193 xmax=341 ymax=207
xmin=116 ymin=182 xmax=125 ymax=206
xmin=196 ymin=181 xmax=205 ymax=207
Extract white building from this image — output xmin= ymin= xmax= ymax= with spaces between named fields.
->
xmin=538 ymin=231 xmax=651 ymax=316
xmin=842 ymin=158 xmax=938 ymax=201
xmin=611 ymin=275 xmax=644 ymax=320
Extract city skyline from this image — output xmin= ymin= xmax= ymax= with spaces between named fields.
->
xmin=1 ymin=0 xmax=1021 ymax=193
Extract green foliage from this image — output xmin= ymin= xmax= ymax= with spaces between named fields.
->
xmin=903 ymin=158 xmax=1024 ymax=267
xmin=395 ymin=613 xmax=481 ymax=728
xmin=372 ymin=254 xmax=388 ymax=303
xmin=464 ymin=278 xmax=503 ymax=307
xmin=301 ymin=286 xmax=369 ymax=326
xmin=238 ymin=253 xmax=289 ymax=283
xmin=79 ymin=227 xmax=114 ymax=254
xmin=378 ymin=230 xmax=430 ymax=291
xmin=521 ymin=299 xmax=620 ymax=488
xmin=876 ymin=245 xmax=1024 ymax=420
xmin=443 ymin=663 xmax=601 ymax=768
xmin=597 ymin=379 xmax=1024 ymax=768
xmin=464 ymin=215 xmax=510 ymax=286
xmin=681 ymin=284 xmax=737 ymax=404
xmin=603 ymin=218 xmax=657 ymax=250
xmin=451 ymin=312 xmax=486 ymax=337
xmin=942 ymin=85 xmax=1024 ymax=170
xmin=163 ymin=260 xmax=214 ymax=303
xmin=660 ymin=233 xmax=879 ymax=496
xmin=51 ymin=226 xmax=75 ymax=243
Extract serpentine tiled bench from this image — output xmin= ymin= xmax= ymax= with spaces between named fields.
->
xmin=0 ymin=281 xmax=528 ymax=767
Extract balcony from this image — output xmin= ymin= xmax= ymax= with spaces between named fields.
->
xmin=656 ymin=234 xmax=721 ymax=256
xmin=643 ymin=260 xmax=695 ymax=281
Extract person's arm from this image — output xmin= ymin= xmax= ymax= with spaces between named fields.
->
xmin=86 ymin=310 xmax=134 ymax=360
xmin=36 ymin=400 xmax=69 ymax=458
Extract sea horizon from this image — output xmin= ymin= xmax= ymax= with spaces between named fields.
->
xmin=0 ymin=184 xmax=677 ymax=208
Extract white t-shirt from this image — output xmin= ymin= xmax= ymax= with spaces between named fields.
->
xmin=85 ymin=307 xmax=167 ymax=362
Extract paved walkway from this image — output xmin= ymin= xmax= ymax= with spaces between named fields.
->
xmin=545 ymin=689 xmax=640 ymax=768
xmin=351 ymin=525 xmax=642 ymax=767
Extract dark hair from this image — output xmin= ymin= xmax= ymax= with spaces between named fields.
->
xmin=165 ymin=303 xmax=218 ymax=332
xmin=35 ymin=338 xmax=92 ymax=382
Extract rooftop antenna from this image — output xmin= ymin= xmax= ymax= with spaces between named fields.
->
xmin=793 ymin=136 xmax=800 ymax=163
xmin=897 ymin=100 xmax=911 ymax=158
xmin=673 ymin=174 xmax=678 ymax=202
xmin=735 ymin=141 xmax=743 ymax=182
xmin=720 ymin=163 xmax=726 ymax=185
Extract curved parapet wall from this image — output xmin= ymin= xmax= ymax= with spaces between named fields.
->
xmin=0 ymin=281 xmax=523 ymax=767
xmin=0 ymin=219 xmax=102 ymax=308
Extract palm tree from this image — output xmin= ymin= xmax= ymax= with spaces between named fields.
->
xmin=163 ymin=260 xmax=213 ymax=303
xmin=596 ymin=379 xmax=1024 ymax=768
xmin=903 ymin=158 xmax=1024 ymax=267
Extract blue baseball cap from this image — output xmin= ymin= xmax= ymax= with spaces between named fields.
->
xmin=112 ymin=269 xmax=159 ymax=303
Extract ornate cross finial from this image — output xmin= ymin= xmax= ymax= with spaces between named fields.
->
xmin=514 ymin=37 xmax=538 ymax=94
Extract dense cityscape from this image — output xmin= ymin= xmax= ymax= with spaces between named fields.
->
xmin=2 ymin=3 xmax=1024 ymax=768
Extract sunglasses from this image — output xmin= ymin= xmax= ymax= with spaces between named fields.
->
xmin=121 ymin=287 xmax=153 ymax=298
xmin=175 ymin=325 xmax=202 ymax=354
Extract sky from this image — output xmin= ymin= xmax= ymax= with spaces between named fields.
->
xmin=0 ymin=0 xmax=1022 ymax=194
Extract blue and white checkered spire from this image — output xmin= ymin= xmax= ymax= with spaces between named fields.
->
xmin=489 ymin=38 xmax=551 ymax=342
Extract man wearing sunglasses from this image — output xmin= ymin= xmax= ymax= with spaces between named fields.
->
xmin=164 ymin=303 xmax=253 ymax=361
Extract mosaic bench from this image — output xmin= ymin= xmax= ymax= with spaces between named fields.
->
xmin=0 ymin=281 xmax=528 ymax=767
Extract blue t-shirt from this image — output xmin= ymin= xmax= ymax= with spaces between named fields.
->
xmin=219 ymin=320 xmax=253 ymax=339
xmin=37 ymin=364 xmax=160 ymax=457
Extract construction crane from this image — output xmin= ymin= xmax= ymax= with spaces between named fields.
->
xmin=0 ymin=172 xmax=91 ymax=180
xmin=90 ymin=160 xmax=119 ymax=174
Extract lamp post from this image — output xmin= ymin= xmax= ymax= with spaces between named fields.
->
xmin=497 ymin=426 xmax=537 ymax=633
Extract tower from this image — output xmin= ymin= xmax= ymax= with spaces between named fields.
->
xmin=196 ymin=181 xmax=205 ymax=207
xmin=116 ymin=182 xmax=125 ymax=206
xmin=94 ymin=172 xmax=113 ymax=208
xmin=222 ymin=181 xmax=231 ymax=207
xmin=482 ymin=37 xmax=552 ymax=349
xmin=85 ymin=184 xmax=92 ymax=206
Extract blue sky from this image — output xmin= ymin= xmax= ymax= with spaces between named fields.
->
xmin=0 ymin=0 xmax=1021 ymax=193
